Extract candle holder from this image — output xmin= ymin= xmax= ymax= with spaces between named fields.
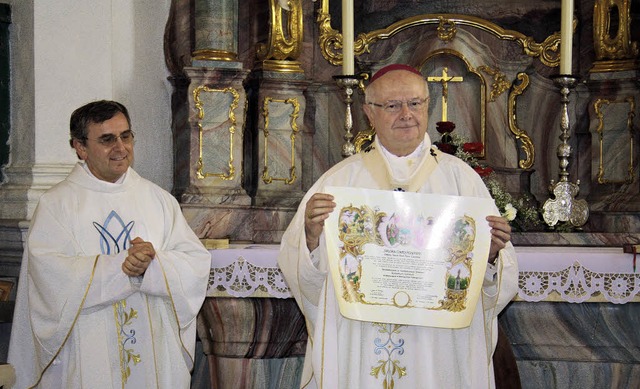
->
xmin=542 ymin=75 xmax=589 ymax=228
xmin=333 ymin=74 xmax=362 ymax=158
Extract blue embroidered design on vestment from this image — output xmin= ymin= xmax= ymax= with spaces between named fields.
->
xmin=93 ymin=210 xmax=135 ymax=254
xmin=371 ymin=323 xmax=407 ymax=386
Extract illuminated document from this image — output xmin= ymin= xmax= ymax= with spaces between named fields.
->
xmin=325 ymin=186 xmax=495 ymax=328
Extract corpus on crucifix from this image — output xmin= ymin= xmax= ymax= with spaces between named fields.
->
xmin=428 ymin=67 xmax=463 ymax=122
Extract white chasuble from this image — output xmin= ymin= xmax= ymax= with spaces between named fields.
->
xmin=9 ymin=163 xmax=211 ymax=389
xmin=278 ymin=137 xmax=519 ymax=389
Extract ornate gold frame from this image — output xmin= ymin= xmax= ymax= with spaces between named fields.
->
xmin=594 ymin=97 xmax=636 ymax=184
xmin=261 ymin=97 xmax=300 ymax=185
xmin=508 ymin=72 xmax=535 ymax=169
xmin=193 ymin=85 xmax=240 ymax=181
xmin=314 ymin=5 xmax=561 ymax=68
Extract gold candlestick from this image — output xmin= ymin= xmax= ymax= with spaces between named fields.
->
xmin=334 ymin=75 xmax=361 ymax=158
xmin=542 ymin=75 xmax=589 ymax=228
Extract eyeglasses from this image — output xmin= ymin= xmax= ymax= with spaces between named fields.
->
xmin=85 ymin=130 xmax=135 ymax=146
xmin=367 ymin=97 xmax=429 ymax=113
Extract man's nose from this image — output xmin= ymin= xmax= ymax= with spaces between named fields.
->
xmin=399 ymin=102 xmax=413 ymax=117
xmin=112 ymin=136 xmax=127 ymax=149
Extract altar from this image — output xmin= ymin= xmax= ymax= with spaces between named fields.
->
xmin=194 ymin=244 xmax=640 ymax=389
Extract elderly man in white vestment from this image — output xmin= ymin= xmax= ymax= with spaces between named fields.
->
xmin=8 ymin=100 xmax=211 ymax=388
xmin=278 ymin=64 xmax=519 ymax=389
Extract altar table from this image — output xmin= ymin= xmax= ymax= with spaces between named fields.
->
xmin=206 ymin=245 xmax=640 ymax=303
xmin=196 ymin=244 xmax=640 ymax=389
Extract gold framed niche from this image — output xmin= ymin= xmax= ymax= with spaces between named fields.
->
xmin=593 ymin=97 xmax=636 ymax=184
xmin=193 ymin=85 xmax=240 ymax=181
xmin=421 ymin=50 xmax=487 ymax=159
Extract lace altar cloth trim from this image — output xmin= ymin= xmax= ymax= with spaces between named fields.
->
xmin=207 ymin=246 xmax=639 ymax=303
xmin=208 ymin=246 xmax=292 ymax=299
xmin=515 ymin=247 xmax=639 ymax=304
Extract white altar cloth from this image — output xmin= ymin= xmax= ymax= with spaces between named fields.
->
xmin=207 ymin=245 xmax=640 ymax=303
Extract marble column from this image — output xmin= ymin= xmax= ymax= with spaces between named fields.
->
xmin=192 ymin=0 xmax=239 ymax=64
xmin=196 ymin=297 xmax=307 ymax=389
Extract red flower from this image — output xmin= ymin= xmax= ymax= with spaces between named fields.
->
xmin=437 ymin=143 xmax=457 ymax=155
xmin=463 ymin=142 xmax=484 ymax=154
xmin=436 ymin=121 xmax=456 ymax=134
xmin=473 ymin=166 xmax=494 ymax=177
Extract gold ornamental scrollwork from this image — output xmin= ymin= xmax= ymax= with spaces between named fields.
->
xmin=193 ymin=85 xmax=239 ymax=181
xmin=261 ymin=97 xmax=300 ymax=185
xmin=256 ymin=0 xmax=304 ymax=72
xmin=315 ymin=5 xmax=561 ymax=68
xmin=507 ymin=72 xmax=535 ymax=170
xmin=594 ymin=97 xmax=636 ymax=184
xmin=477 ymin=65 xmax=510 ymax=102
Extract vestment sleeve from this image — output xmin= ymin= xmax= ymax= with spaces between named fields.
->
xmin=482 ymin=242 xmax=518 ymax=313
xmin=278 ymin=190 xmax=329 ymax=330
xmin=138 ymin=195 xmax=211 ymax=329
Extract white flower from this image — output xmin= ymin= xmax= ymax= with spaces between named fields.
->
xmin=502 ymin=203 xmax=517 ymax=221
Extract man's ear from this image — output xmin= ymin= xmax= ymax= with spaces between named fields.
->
xmin=72 ymin=138 xmax=88 ymax=160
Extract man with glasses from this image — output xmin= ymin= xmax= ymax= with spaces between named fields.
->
xmin=278 ymin=64 xmax=518 ymax=388
xmin=9 ymin=100 xmax=211 ymax=388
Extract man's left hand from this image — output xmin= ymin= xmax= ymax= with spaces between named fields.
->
xmin=486 ymin=215 xmax=511 ymax=264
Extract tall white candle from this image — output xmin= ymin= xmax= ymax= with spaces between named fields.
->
xmin=560 ymin=0 xmax=574 ymax=74
xmin=342 ymin=0 xmax=354 ymax=75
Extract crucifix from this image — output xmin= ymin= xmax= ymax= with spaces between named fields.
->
xmin=427 ymin=67 xmax=463 ymax=122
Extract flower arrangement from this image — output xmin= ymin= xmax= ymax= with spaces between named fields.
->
xmin=435 ymin=121 xmax=543 ymax=231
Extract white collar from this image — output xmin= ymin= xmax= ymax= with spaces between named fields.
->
xmin=80 ymin=161 xmax=127 ymax=184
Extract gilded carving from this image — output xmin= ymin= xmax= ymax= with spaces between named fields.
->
xmin=314 ymin=4 xmax=561 ymax=68
xmin=592 ymin=0 xmax=639 ymax=72
xmin=594 ymin=97 xmax=635 ymax=184
xmin=436 ymin=16 xmax=457 ymax=43
xmin=354 ymin=127 xmax=376 ymax=153
xmin=257 ymin=0 xmax=304 ymax=72
xmin=477 ymin=65 xmax=510 ymax=102
xmin=193 ymin=85 xmax=239 ymax=181
xmin=261 ymin=97 xmax=300 ymax=185
xmin=507 ymin=73 xmax=535 ymax=169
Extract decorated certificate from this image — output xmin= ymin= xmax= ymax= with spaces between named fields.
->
xmin=324 ymin=186 xmax=495 ymax=329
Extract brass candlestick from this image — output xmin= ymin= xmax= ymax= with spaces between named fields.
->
xmin=542 ymin=75 xmax=589 ymax=228
xmin=333 ymin=75 xmax=362 ymax=158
